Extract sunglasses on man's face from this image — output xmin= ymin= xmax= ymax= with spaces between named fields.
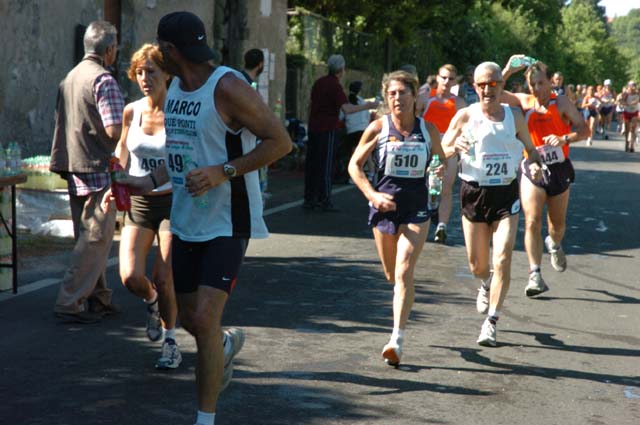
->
xmin=475 ymin=81 xmax=501 ymax=89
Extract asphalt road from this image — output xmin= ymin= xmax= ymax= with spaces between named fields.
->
xmin=1 ymin=134 xmax=638 ymax=425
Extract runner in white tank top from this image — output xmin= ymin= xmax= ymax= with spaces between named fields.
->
xmin=441 ymin=62 xmax=543 ymax=348
xmin=104 ymin=44 xmax=180 ymax=371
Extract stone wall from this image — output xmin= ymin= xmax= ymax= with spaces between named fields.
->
xmin=1 ymin=0 xmax=286 ymax=156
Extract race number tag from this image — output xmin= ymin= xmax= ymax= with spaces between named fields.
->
xmin=536 ymin=144 xmax=565 ymax=165
xmin=384 ymin=141 xmax=427 ymax=178
xmin=478 ymin=152 xmax=516 ymax=186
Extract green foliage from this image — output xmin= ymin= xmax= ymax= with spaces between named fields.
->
xmin=290 ymin=0 xmax=632 ymax=88
xmin=610 ymin=9 xmax=640 ymax=84
xmin=560 ymin=1 xmax=628 ymax=86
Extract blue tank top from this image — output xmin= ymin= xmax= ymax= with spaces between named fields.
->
xmin=373 ymin=115 xmax=432 ymax=204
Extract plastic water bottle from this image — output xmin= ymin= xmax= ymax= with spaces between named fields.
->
xmin=183 ymin=154 xmax=209 ymax=209
xmin=510 ymin=56 xmax=537 ymax=68
xmin=428 ymin=154 xmax=442 ymax=211
xmin=5 ymin=143 xmax=13 ymax=175
xmin=0 ymin=144 xmax=6 ymax=176
xmin=109 ymin=154 xmax=131 ymax=211
xmin=463 ymin=125 xmax=477 ymax=163
xmin=10 ymin=142 xmax=21 ymax=175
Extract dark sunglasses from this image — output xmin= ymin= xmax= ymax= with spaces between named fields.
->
xmin=476 ymin=81 xmax=501 ymax=89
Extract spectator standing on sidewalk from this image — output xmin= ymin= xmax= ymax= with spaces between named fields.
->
xmin=239 ymin=48 xmax=269 ymax=199
xmin=120 ymin=11 xmax=292 ymax=425
xmin=101 ymin=44 xmax=181 ymax=370
xmin=50 ymin=21 xmax=123 ymax=324
xmin=304 ymin=54 xmax=377 ymax=212
xmin=240 ymin=48 xmax=264 ymax=87
xmin=339 ymin=81 xmax=373 ymax=181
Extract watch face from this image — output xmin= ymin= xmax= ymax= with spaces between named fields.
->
xmin=224 ymin=164 xmax=236 ymax=177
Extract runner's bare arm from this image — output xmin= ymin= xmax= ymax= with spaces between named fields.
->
xmin=513 ymin=107 xmax=543 ymax=179
xmin=213 ymin=72 xmax=293 ymax=176
xmin=557 ymin=95 xmax=591 ymax=143
xmin=441 ymin=108 xmax=470 ymax=159
xmin=348 ymin=120 xmax=396 ymax=212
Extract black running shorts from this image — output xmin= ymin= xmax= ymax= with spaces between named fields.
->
xmin=125 ymin=193 xmax=172 ymax=232
xmin=172 ymin=236 xmax=248 ymax=294
xmin=521 ymin=158 xmax=574 ymax=197
xmin=460 ymin=179 xmax=520 ymax=224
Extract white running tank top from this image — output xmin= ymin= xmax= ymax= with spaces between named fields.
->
xmin=624 ymin=93 xmax=639 ymax=112
xmin=126 ymin=98 xmax=170 ymax=192
xmin=164 ymin=66 xmax=268 ymax=241
xmin=458 ymin=103 xmax=523 ymax=186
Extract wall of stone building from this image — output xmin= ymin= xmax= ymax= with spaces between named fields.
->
xmin=0 ymin=0 xmax=287 ymax=157
xmin=241 ymin=0 xmax=288 ymax=110
xmin=118 ymin=0 xmax=215 ymax=101
xmin=0 ymin=0 xmax=102 ymax=156
xmin=0 ymin=0 xmax=216 ymax=156
xmin=210 ymin=0 xmax=288 ymax=111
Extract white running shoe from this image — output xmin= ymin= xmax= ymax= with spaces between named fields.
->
xmin=381 ymin=341 xmax=402 ymax=366
xmin=477 ymin=318 xmax=497 ymax=347
xmin=476 ymin=286 xmax=490 ymax=314
xmin=525 ymin=271 xmax=549 ymax=297
xmin=223 ymin=328 xmax=245 ymax=368
xmin=545 ymin=236 xmax=567 ymax=272
xmin=146 ymin=303 xmax=163 ymax=342
xmin=155 ymin=339 xmax=182 ymax=370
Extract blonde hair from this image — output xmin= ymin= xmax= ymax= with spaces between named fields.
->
xmin=439 ymin=64 xmax=458 ymax=76
xmin=127 ymin=43 xmax=164 ymax=82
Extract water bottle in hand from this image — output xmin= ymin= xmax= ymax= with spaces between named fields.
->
xmin=428 ymin=154 xmax=442 ymax=211
xmin=183 ymin=154 xmax=209 ymax=209
xmin=510 ymin=56 xmax=536 ymax=68
xmin=109 ymin=154 xmax=131 ymax=211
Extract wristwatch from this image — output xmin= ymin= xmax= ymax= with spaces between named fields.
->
xmin=223 ymin=162 xmax=237 ymax=178
xmin=563 ymin=134 xmax=570 ymax=144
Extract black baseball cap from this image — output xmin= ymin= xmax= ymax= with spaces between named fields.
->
xmin=157 ymin=11 xmax=215 ymax=63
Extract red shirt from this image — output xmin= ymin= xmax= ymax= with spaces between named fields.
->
xmin=423 ymin=97 xmax=457 ymax=134
xmin=525 ymin=99 xmax=571 ymax=159
xmin=308 ymin=74 xmax=348 ymax=133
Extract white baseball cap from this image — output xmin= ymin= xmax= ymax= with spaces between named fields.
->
xmin=604 ymin=79 xmax=612 ymax=86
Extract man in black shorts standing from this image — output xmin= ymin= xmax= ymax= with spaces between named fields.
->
xmin=442 ymin=62 xmax=543 ymax=347
xmin=121 ymin=11 xmax=292 ymax=425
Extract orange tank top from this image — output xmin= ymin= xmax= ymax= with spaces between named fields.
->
xmin=525 ymin=98 xmax=571 ymax=159
xmin=423 ymin=97 xmax=457 ymax=134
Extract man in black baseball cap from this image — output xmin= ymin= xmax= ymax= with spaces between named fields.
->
xmin=137 ymin=10 xmax=293 ymax=425
xmin=157 ymin=11 xmax=215 ymax=64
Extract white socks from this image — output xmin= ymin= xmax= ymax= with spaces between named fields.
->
xmin=164 ymin=327 xmax=175 ymax=341
xmin=145 ymin=291 xmax=158 ymax=307
xmin=390 ymin=328 xmax=404 ymax=345
xmin=195 ymin=411 xmax=215 ymax=425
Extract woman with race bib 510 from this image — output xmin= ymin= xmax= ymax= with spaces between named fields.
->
xmin=349 ymin=70 xmax=445 ymax=366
